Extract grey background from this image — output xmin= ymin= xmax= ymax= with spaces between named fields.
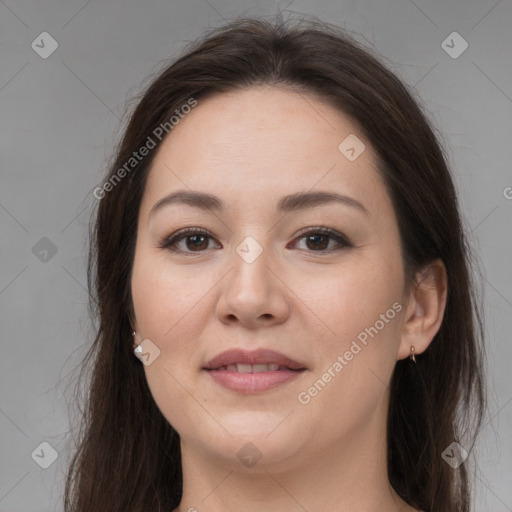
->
xmin=1 ymin=0 xmax=511 ymax=510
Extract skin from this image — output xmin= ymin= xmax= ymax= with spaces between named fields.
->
xmin=130 ymin=85 xmax=447 ymax=512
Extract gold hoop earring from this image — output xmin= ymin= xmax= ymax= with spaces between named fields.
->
xmin=409 ymin=345 xmax=416 ymax=363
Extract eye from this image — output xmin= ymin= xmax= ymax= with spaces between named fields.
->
xmin=159 ymin=228 xmax=220 ymax=255
xmin=289 ymin=227 xmax=352 ymax=252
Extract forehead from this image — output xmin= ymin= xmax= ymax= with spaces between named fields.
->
xmin=140 ymin=86 xmax=390 ymax=218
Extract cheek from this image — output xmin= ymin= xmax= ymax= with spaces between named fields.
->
xmin=303 ymin=255 xmax=404 ymax=423
xmin=130 ymin=252 xmax=213 ymax=412
xmin=131 ymin=253 xmax=210 ymax=430
xmin=131 ymin=247 xmax=207 ymax=340
xmin=295 ymin=265 xmax=403 ymax=438
xmin=312 ymin=254 xmax=403 ymax=345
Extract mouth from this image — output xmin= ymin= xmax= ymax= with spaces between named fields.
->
xmin=203 ymin=348 xmax=307 ymax=393
xmin=211 ymin=363 xmax=300 ymax=373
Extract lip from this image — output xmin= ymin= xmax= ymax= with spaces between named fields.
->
xmin=203 ymin=348 xmax=305 ymax=371
xmin=203 ymin=348 xmax=307 ymax=394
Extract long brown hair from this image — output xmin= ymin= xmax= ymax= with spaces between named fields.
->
xmin=64 ymin=14 xmax=486 ymax=512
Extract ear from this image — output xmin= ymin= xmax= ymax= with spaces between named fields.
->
xmin=398 ymin=259 xmax=448 ymax=360
xmin=132 ymin=332 xmax=139 ymax=350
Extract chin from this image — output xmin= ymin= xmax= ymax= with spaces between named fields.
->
xmin=184 ymin=417 xmax=308 ymax=470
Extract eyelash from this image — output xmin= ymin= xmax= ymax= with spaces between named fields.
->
xmin=158 ymin=226 xmax=353 ymax=256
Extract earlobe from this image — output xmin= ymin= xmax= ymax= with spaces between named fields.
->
xmin=129 ymin=306 xmax=138 ymax=348
xmin=398 ymin=259 xmax=448 ymax=360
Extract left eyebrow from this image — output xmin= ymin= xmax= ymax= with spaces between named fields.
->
xmin=277 ymin=191 xmax=369 ymax=216
xmin=148 ymin=189 xmax=370 ymax=219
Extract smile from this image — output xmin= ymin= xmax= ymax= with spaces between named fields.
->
xmin=212 ymin=363 xmax=297 ymax=373
xmin=203 ymin=348 xmax=307 ymax=393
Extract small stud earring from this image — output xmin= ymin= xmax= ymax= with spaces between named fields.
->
xmin=409 ymin=345 xmax=416 ymax=363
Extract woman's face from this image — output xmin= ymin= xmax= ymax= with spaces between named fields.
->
xmin=131 ymin=85 xmax=411 ymax=471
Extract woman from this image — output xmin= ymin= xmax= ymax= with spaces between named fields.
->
xmin=64 ymin=14 xmax=486 ymax=512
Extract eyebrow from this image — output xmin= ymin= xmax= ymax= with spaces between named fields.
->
xmin=148 ymin=189 xmax=369 ymax=219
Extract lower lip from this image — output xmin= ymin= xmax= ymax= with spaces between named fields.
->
xmin=205 ymin=369 xmax=304 ymax=393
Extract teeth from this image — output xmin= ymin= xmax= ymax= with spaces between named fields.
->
xmin=252 ymin=364 xmax=271 ymax=373
xmin=217 ymin=363 xmax=283 ymax=372
xmin=237 ymin=364 xmax=252 ymax=373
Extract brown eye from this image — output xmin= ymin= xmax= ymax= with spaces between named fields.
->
xmin=291 ymin=227 xmax=352 ymax=252
xmin=185 ymin=234 xmax=209 ymax=251
xmin=304 ymin=233 xmax=330 ymax=251
xmin=160 ymin=228 xmax=219 ymax=255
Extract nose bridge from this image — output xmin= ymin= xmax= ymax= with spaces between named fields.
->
xmin=230 ymin=233 xmax=273 ymax=299
xmin=216 ymin=230 xmax=290 ymax=325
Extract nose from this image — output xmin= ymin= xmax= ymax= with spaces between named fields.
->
xmin=215 ymin=240 xmax=292 ymax=329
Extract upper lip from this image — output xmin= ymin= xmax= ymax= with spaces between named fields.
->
xmin=203 ymin=348 xmax=306 ymax=370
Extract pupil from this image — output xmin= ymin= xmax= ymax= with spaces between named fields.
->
xmin=308 ymin=234 xmax=327 ymax=250
xmin=188 ymin=235 xmax=207 ymax=250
